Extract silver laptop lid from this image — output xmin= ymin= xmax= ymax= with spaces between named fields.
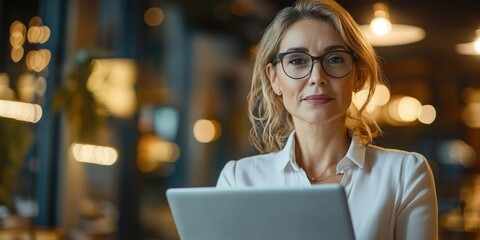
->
xmin=166 ymin=184 xmax=355 ymax=240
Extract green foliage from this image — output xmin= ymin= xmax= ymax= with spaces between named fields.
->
xmin=53 ymin=50 xmax=106 ymax=143
xmin=0 ymin=50 xmax=108 ymax=205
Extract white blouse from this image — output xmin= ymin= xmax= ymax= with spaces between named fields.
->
xmin=216 ymin=132 xmax=438 ymax=240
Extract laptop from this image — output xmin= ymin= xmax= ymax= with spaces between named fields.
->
xmin=166 ymin=184 xmax=355 ymax=240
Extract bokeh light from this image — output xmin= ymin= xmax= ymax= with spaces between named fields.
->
xmin=138 ymin=135 xmax=180 ymax=163
xmin=386 ymin=95 xmax=423 ymax=124
xmin=352 ymin=89 xmax=373 ymax=112
xmin=10 ymin=21 xmax=26 ymax=47
xmin=17 ymin=73 xmax=36 ymax=102
xmin=463 ymin=103 xmax=480 ymax=128
xmin=28 ymin=16 xmax=42 ymax=27
xmin=71 ymin=143 xmax=118 ymax=166
xmin=36 ymin=76 xmax=47 ymax=97
xmin=352 ymin=84 xmax=390 ymax=113
xmin=193 ymin=119 xmax=222 ymax=143
xmin=373 ymin=84 xmax=391 ymax=106
xmin=25 ymin=16 xmax=50 ymax=44
xmin=11 ymin=47 xmax=24 ymax=63
xmin=154 ymin=107 xmax=179 ymax=141
xmin=144 ymin=7 xmax=164 ymax=27
xmin=462 ymin=87 xmax=480 ymax=128
xmin=0 ymin=99 xmax=42 ymax=123
xmin=397 ymin=96 xmax=422 ymax=122
xmin=137 ymin=135 xmax=180 ymax=173
xmin=87 ymin=59 xmax=137 ymax=118
xmin=417 ymin=105 xmax=436 ymax=124
xmin=438 ymin=139 xmax=478 ymax=168
xmin=10 ymin=21 xmax=27 ymax=62
xmin=10 ymin=31 xmax=25 ymax=48
xmin=462 ymin=87 xmax=480 ymax=103
xmin=25 ymin=49 xmax=51 ymax=72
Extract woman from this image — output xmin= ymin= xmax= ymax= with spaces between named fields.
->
xmin=216 ymin=0 xmax=438 ymax=239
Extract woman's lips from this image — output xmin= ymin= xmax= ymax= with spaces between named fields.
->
xmin=303 ymin=94 xmax=334 ymax=104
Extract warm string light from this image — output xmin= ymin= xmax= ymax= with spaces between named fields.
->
xmin=10 ymin=21 xmax=26 ymax=62
xmin=71 ymin=143 xmax=118 ymax=166
xmin=9 ymin=17 xmax=51 ymax=71
xmin=0 ymin=99 xmax=42 ymax=123
xmin=25 ymin=49 xmax=51 ymax=72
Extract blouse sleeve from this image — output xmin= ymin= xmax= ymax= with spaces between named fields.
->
xmin=216 ymin=160 xmax=236 ymax=188
xmin=395 ymin=153 xmax=438 ymax=240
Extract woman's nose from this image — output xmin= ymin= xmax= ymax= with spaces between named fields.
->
xmin=309 ymin=61 xmax=327 ymax=86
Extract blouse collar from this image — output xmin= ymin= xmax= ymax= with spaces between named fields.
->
xmin=273 ymin=131 xmax=366 ymax=172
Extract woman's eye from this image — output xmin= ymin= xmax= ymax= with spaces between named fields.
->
xmin=326 ymin=55 xmax=345 ymax=64
xmin=289 ymin=58 xmax=307 ymax=65
xmin=286 ymin=54 xmax=309 ymax=65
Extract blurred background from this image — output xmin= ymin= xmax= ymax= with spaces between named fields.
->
xmin=0 ymin=0 xmax=479 ymax=239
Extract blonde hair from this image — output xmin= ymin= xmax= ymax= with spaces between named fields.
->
xmin=248 ymin=0 xmax=383 ymax=153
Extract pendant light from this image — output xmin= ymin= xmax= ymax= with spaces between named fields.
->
xmin=359 ymin=3 xmax=426 ymax=47
xmin=455 ymin=27 xmax=480 ymax=55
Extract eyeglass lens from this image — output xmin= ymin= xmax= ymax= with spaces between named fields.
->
xmin=280 ymin=51 xmax=353 ymax=79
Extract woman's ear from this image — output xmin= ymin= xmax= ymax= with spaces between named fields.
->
xmin=266 ymin=63 xmax=281 ymax=95
xmin=354 ymin=70 xmax=366 ymax=90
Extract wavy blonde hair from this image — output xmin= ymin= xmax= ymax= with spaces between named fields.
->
xmin=248 ymin=0 xmax=383 ymax=153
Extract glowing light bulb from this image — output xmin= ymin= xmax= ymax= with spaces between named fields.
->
xmin=455 ymin=29 xmax=480 ymax=55
xmin=370 ymin=17 xmax=392 ymax=36
xmin=474 ymin=37 xmax=480 ymax=53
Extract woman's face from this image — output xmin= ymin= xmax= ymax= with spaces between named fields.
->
xmin=267 ymin=19 xmax=361 ymax=127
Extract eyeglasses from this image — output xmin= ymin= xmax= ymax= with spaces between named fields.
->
xmin=272 ymin=50 xmax=355 ymax=79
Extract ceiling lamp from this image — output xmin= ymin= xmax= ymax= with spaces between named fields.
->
xmin=455 ymin=28 xmax=480 ymax=55
xmin=359 ymin=3 xmax=426 ymax=47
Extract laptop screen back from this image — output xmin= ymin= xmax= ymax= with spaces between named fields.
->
xmin=166 ymin=184 xmax=355 ymax=240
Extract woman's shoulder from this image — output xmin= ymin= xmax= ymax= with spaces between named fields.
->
xmin=225 ymin=151 xmax=280 ymax=170
xmin=361 ymin=144 xmax=435 ymax=187
xmin=216 ymin=152 xmax=284 ymax=187
xmin=364 ymin=144 xmax=428 ymax=168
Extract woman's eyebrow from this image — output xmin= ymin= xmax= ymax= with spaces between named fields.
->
xmin=324 ymin=45 xmax=348 ymax=52
xmin=284 ymin=47 xmax=309 ymax=53
xmin=283 ymin=45 xmax=348 ymax=53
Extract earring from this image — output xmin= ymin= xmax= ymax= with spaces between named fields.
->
xmin=276 ymin=88 xmax=282 ymax=95
xmin=353 ymin=88 xmax=359 ymax=93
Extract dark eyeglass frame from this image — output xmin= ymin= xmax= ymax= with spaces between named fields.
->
xmin=271 ymin=50 xmax=356 ymax=79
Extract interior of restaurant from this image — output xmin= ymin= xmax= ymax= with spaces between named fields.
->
xmin=0 ymin=0 xmax=479 ymax=239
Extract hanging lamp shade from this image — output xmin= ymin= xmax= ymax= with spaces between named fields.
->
xmin=359 ymin=3 xmax=426 ymax=47
xmin=455 ymin=28 xmax=480 ymax=55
